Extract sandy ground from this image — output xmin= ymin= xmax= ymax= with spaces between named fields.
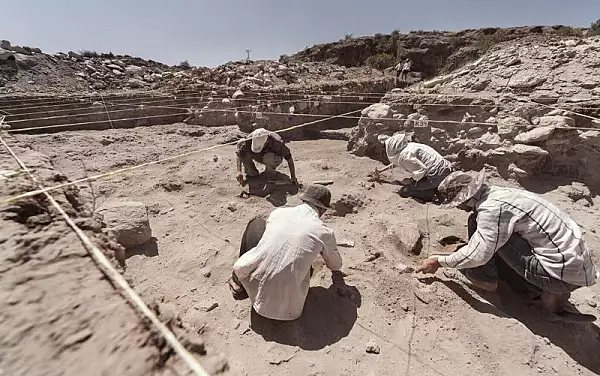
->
xmin=15 ymin=123 xmax=600 ymax=376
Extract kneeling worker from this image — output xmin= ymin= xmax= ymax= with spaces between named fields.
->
xmin=417 ymin=170 xmax=598 ymax=320
xmin=236 ymin=128 xmax=298 ymax=186
xmin=375 ymin=133 xmax=454 ymax=202
xmin=229 ymin=184 xmax=343 ymax=321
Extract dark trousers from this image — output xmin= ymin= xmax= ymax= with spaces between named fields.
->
xmin=463 ymin=213 xmax=578 ymax=294
xmin=399 ymin=166 xmax=453 ymax=202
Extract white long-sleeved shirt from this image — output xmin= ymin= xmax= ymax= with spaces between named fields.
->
xmin=233 ymin=203 xmax=342 ymax=321
xmin=438 ymin=186 xmax=598 ymax=287
xmin=392 ymin=142 xmax=452 ymax=181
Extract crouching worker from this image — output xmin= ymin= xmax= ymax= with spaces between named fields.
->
xmin=228 ymin=184 xmax=343 ymax=321
xmin=417 ymin=170 xmax=598 ymax=322
xmin=374 ymin=133 xmax=454 ymax=202
xmin=235 ymin=128 xmax=299 ymax=186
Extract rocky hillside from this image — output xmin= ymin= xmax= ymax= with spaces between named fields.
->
xmin=0 ymin=39 xmax=178 ymax=94
xmin=0 ymin=38 xmax=393 ymax=95
xmin=292 ymin=26 xmax=586 ymax=78
xmin=347 ymin=34 xmax=600 ymax=190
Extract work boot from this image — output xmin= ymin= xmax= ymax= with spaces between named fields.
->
xmin=443 ymin=268 xmax=498 ymax=292
xmin=228 ymin=273 xmax=248 ymax=301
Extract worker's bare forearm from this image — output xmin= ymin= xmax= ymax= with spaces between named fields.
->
xmin=287 ymin=157 xmax=296 ymax=179
xmin=236 ymin=156 xmax=242 ymax=173
xmin=378 ymin=164 xmax=393 ymax=173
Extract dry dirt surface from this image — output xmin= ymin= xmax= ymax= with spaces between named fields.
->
xmin=8 ymin=123 xmax=600 ymax=376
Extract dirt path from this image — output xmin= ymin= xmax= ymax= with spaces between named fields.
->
xmin=15 ymin=124 xmax=600 ymax=376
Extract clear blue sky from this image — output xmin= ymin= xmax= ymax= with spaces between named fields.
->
xmin=2 ymin=0 xmax=599 ymax=67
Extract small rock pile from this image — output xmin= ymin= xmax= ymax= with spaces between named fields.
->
xmin=55 ymin=51 xmax=171 ymax=91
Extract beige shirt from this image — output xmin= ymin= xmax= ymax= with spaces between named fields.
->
xmin=233 ymin=203 xmax=342 ymax=321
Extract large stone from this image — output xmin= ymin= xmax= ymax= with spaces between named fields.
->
xmin=530 ymin=92 xmax=559 ymax=104
xmin=496 ymin=116 xmax=529 ymax=139
xmin=232 ymin=90 xmax=244 ymax=99
xmin=538 ymin=116 xmax=575 ymax=128
xmin=0 ymin=40 xmax=11 ymax=50
xmin=68 ymin=51 xmax=82 ymax=59
xmin=347 ymin=103 xmax=397 ymax=162
xmin=511 ymin=144 xmax=550 ymax=156
xmin=514 ymin=126 xmax=555 ymax=144
xmin=125 ymin=65 xmax=143 ymax=75
xmin=509 ymin=73 xmax=546 ymax=89
xmin=12 ymin=46 xmax=32 ymax=55
xmin=361 ymin=103 xmax=392 ymax=119
xmin=128 ymin=78 xmax=146 ymax=88
xmin=98 ymin=201 xmax=152 ymax=249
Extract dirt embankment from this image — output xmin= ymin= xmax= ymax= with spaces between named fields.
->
xmin=0 ymin=136 xmax=229 ymax=376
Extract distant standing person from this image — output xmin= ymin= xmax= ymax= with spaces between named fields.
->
xmin=235 ymin=128 xmax=299 ymax=186
xmin=400 ymin=58 xmax=412 ymax=82
xmin=373 ymin=133 xmax=454 ymax=202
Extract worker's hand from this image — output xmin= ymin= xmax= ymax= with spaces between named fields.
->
xmin=416 ymin=257 xmax=441 ymax=274
xmin=291 ymin=177 xmax=302 ymax=188
xmin=236 ymin=172 xmax=245 ymax=186
xmin=369 ymin=168 xmax=381 ymax=179
xmin=400 ymin=177 xmax=414 ymax=186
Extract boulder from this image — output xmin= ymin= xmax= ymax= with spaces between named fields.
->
xmin=538 ymin=116 xmax=575 ymax=128
xmin=0 ymin=40 xmax=11 ymax=50
xmin=476 ymin=132 xmax=502 ymax=149
xmin=98 ymin=201 xmax=152 ymax=249
xmin=128 ymin=78 xmax=146 ymax=88
xmin=496 ymin=116 xmax=529 ymax=139
xmin=559 ymin=183 xmax=593 ymax=204
xmin=509 ymin=73 xmax=546 ymax=89
xmin=232 ymin=90 xmax=244 ymax=99
xmin=362 ymin=103 xmax=392 ymax=119
xmin=514 ymin=126 xmax=555 ymax=144
xmin=125 ymin=65 xmax=143 ymax=75
xmin=347 ymin=103 xmax=396 ymax=162
xmin=12 ymin=46 xmax=31 ymax=55
xmin=68 ymin=51 xmax=82 ymax=59
xmin=511 ymin=144 xmax=549 ymax=156
xmin=530 ymin=92 xmax=559 ymax=104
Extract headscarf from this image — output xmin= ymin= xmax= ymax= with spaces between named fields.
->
xmin=250 ymin=128 xmax=270 ymax=153
xmin=437 ymin=169 xmax=486 ymax=209
xmin=379 ymin=133 xmax=409 ymax=166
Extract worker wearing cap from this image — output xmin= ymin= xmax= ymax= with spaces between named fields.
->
xmin=235 ymin=128 xmax=298 ymax=186
xmin=374 ymin=133 xmax=454 ymax=202
xmin=417 ymin=170 xmax=598 ymax=321
xmin=228 ymin=184 xmax=342 ymax=321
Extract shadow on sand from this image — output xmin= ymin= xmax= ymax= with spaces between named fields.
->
xmin=419 ymin=273 xmax=600 ymax=374
xmin=250 ymin=272 xmax=361 ymax=350
xmin=243 ymin=171 xmax=299 ymax=207
xmin=126 ymin=237 xmax=159 ymax=259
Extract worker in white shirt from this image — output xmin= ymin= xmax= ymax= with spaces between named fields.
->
xmin=417 ymin=170 xmax=598 ymax=322
xmin=374 ymin=133 xmax=454 ymax=202
xmin=228 ymin=184 xmax=343 ymax=321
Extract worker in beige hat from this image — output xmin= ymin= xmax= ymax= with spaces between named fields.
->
xmin=235 ymin=128 xmax=299 ymax=186
xmin=417 ymin=170 xmax=598 ymax=323
xmin=228 ymin=184 xmax=342 ymax=321
xmin=374 ymin=133 xmax=454 ymax=202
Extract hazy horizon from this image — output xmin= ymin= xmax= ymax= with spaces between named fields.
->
xmin=2 ymin=0 xmax=600 ymax=67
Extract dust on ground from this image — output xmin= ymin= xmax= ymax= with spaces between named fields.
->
xmin=16 ymin=123 xmax=600 ymax=376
